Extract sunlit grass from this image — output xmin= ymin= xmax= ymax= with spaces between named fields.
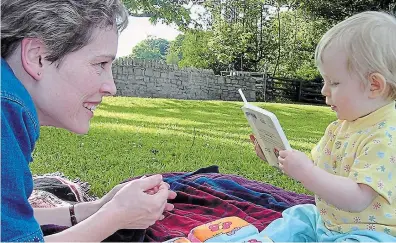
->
xmin=31 ymin=97 xmax=336 ymax=197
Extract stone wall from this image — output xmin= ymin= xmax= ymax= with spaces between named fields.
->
xmin=112 ymin=57 xmax=256 ymax=101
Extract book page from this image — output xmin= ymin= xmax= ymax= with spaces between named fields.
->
xmin=244 ymin=108 xmax=289 ymax=167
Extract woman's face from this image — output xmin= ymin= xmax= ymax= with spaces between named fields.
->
xmin=35 ymin=26 xmax=118 ymax=134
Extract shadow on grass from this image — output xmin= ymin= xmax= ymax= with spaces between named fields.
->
xmin=99 ymin=102 xmax=244 ymax=123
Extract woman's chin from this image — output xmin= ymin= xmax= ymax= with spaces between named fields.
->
xmin=67 ymin=122 xmax=90 ymax=135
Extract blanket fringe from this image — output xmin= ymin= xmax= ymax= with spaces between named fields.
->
xmin=33 ymin=172 xmax=98 ymax=201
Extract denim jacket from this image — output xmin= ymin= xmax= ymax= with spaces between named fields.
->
xmin=1 ymin=58 xmax=44 ymax=241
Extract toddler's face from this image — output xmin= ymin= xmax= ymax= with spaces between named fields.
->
xmin=319 ymin=44 xmax=372 ymax=121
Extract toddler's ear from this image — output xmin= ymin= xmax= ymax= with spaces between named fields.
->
xmin=368 ymin=73 xmax=387 ymax=98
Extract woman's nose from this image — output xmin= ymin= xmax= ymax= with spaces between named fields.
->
xmin=100 ymin=78 xmax=117 ymax=96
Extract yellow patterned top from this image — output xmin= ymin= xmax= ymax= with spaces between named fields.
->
xmin=311 ymin=102 xmax=396 ymax=236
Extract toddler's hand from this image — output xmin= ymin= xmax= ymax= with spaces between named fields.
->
xmin=278 ymin=149 xmax=314 ymax=182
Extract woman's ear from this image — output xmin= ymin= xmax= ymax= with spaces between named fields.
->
xmin=368 ymin=73 xmax=387 ymax=98
xmin=20 ymin=38 xmax=46 ymax=80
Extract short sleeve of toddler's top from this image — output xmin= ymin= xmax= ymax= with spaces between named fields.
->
xmin=1 ymin=58 xmax=44 ymax=242
xmin=348 ymin=113 xmax=396 ymax=204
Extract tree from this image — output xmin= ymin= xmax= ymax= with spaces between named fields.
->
xmin=178 ymin=30 xmax=218 ymax=70
xmin=123 ymin=0 xmax=394 ymax=80
xmin=131 ymin=37 xmax=170 ymax=61
xmin=299 ymin=0 xmax=395 ymax=22
xmin=203 ymin=0 xmax=278 ymax=72
xmin=166 ymin=34 xmax=185 ymax=65
xmin=265 ymin=8 xmax=331 ymax=79
xmin=195 ymin=1 xmax=335 ymax=79
xmin=122 ymin=0 xmax=205 ymax=29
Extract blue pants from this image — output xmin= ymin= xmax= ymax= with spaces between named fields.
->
xmin=261 ymin=204 xmax=396 ymax=242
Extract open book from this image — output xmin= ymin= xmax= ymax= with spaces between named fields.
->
xmin=238 ymin=89 xmax=291 ymax=168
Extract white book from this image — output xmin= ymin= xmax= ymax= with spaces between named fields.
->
xmin=238 ymin=89 xmax=292 ymax=168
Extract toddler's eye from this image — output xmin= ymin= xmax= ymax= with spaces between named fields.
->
xmin=98 ymin=62 xmax=108 ymax=69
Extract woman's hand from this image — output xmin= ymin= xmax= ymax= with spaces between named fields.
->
xmin=99 ymin=174 xmax=176 ymax=230
xmin=98 ymin=182 xmax=128 ymax=207
xmin=98 ymin=176 xmax=176 ymax=211
xmin=250 ymin=134 xmax=266 ymax=161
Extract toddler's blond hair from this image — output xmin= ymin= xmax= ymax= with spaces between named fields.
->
xmin=315 ymin=11 xmax=396 ymax=99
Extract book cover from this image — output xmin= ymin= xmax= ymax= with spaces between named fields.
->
xmin=238 ymin=89 xmax=291 ymax=167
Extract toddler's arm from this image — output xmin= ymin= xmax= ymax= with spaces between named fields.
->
xmin=302 ymin=166 xmax=378 ymax=212
xmin=278 ymin=150 xmax=378 ymax=212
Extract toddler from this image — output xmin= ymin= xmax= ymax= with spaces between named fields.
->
xmin=253 ymin=11 xmax=396 ymax=242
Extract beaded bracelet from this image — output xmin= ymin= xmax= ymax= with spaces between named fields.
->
xmin=69 ymin=204 xmax=78 ymax=226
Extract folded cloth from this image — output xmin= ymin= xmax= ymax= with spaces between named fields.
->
xmin=32 ymin=172 xmax=97 ymax=204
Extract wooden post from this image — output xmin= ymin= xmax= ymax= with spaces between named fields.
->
xmin=262 ymin=74 xmax=267 ymax=102
xmin=262 ymin=64 xmax=267 ymax=102
xmin=297 ymin=80 xmax=303 ymax=102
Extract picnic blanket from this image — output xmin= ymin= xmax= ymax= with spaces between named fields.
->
xmin=32 ymin=166 xmax=315 ymax=242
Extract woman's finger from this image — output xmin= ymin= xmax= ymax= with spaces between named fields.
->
xmin=168 ymin=190 xmax=177 ymax=199
xmin=164 ymin=203 xmax=174 ymax=211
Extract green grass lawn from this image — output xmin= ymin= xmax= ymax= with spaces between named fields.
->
xmin=31 ymin=97 xmax=336 ymax=197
